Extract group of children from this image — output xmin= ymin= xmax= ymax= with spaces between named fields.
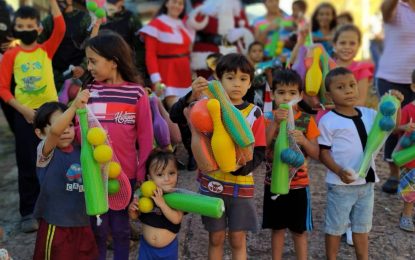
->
xmin=0 ymin=0 xmax=414 ymax=260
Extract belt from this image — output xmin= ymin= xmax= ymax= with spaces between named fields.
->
xmin=200 ymin=175 xmax=254 ymax=198
xmin=157 ymin=53 xmax=190 ymax=59
xmin=195 ymin=32 xmax=225 ymax=45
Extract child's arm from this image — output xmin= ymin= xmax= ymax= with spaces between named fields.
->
xmin=50 ymin=0 xmax=62 ymax=18
xmin=320 ymin=149 xmax=355 ymax=184
xmin=169 ymin=76 xmax=208 ymax=125
xmin=128 ymin=196 xmax=140 ymax=220
xmin=152 ymin=188 xmax=183 ymax=224
xmin=41 ymin=90 xmax=89 ymax=156
xmin=291 ymin=131 xmax=319 ymax=160
xmin=356 ymin=78 xmax=369 ymax=106
xmin=135 ymin=90 xmax=154 ymax=181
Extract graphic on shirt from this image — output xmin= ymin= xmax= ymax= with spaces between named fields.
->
xmin=20 ymin=75 xmax=46 ymax=95
xmin=65 ymin=163 xmax=83 ymax=192
xmin=89 ymin=102 xmax=136 ymax=125
xmin=208 ymin=181 xmax=224 ymax=194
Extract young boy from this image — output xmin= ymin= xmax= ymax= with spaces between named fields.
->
xmin=0 ymin=0 xmax=65 ymax=232
xmin=318 ymin=67 xmax=403 ymax=260
xmin=263 ymin=69 xmax=319 ymax=260
xmin=170 ymin=53 xmax=266 ymax=259
xmin=32 ymin=90 xmax=98 ymax=259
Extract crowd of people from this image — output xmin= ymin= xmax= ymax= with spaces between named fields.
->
xmin=0 ymin=0 xmax=414 ymax=259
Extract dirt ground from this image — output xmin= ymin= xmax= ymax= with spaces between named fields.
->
xmin=0 ymin=110 xmax=414 ymax=260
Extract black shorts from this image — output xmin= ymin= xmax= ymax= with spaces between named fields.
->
xmin=262 ymin=185 xmax=312 ymax=234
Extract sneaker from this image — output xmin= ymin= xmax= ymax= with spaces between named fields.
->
xmin=0 ymin=248 xmax=12 ymax=260
xmin=346 ymin=227 xmax=354 ymax=246
xmin=382 ymin=177 xmax=399 ymax=194
xmin=400 ymin=215 xmax=415 ymax=232
xmin=187 ymin=156 xmax=197 ymax=171
xmin=20 ymin=215 xmax=38 ymax=233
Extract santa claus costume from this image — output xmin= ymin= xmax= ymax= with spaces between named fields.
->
xmin=139 ymin=13 xmax=195 ymax=98
xmin=187 ymin=0 xmax=254 ymax=78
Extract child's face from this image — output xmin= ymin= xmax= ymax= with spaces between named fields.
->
xmin=316 ymin=7 xmax=334 ymax=28
xmin=333 ymin=31 xmax=359 ymax=62
xmin=248 ymin=45 xmax=264 ymax=64
xmin=292 ymin=3 xmax=303 ymax=19
xmin=273 ymin=84 xmax=302 ymax=106
xmin=86 ymin=47 xmax=115 ymax=82
xmin=148 ymin=160 xmax=178 ymax=192
xmin=43 ymin=111 xmax=75 ymax=149
xmin=221 ymin=69 xmax=251 ymax=105
xmin=327 ymin=74 xmax=359 ymax=107
xmin=264 ymin=0 xmax=279 ymax=13
xmin=13 ymin=17 xmax=41 ymax=45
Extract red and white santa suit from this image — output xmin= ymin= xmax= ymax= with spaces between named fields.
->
xmin=187 ymin=0 xmax=254 ymax=77
xmin=140 ymin=14 xmax=195 ymax=97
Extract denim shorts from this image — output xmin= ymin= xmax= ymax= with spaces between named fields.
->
xmin=325 ymin=183 xmax=374 ymax=236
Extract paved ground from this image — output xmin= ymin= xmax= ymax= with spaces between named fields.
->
xmin=0 ymin=109 xmax=414 ymax=260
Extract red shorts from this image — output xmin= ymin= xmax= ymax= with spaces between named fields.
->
xmin=33 ymin=219 xmax=98 ymax=260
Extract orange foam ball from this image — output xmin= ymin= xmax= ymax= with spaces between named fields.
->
xmin=190 ymin=99 xmax=213 ymax=133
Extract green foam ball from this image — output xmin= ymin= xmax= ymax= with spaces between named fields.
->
xmin=95 ymin=8 xmax=106 ymax=18
xmin=108 ymin=179 xmax=120 ymax=195
xmin=86 ymin=1 xmax=98 ymax=12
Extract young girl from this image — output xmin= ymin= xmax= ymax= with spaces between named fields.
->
xmin=311 ymin=3 xmax=337 ymax=56
xmin=32 ymin=91 xmax=99 ymax=259
xmin=245 ymin=41 xmax=273 ymax=114
xmin=128 ymin=150 xmax=183 ymax=259
xmin=85 ymin=30 xmax=153 ymax=260
xmin=332 ymin=24 xmax=373 ymax=106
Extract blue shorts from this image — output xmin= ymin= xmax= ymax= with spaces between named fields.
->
xmin=138 ymin=236 xmax=178 ymax=260
xmin=325 ymin=183 xmax=374 ymax=236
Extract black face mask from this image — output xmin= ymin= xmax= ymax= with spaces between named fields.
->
xmin=13 ymin=29 xmax=38 ymax=45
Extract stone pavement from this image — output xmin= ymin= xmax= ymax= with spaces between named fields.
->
xmin=0 ymin=110 xmax=414 ymax=259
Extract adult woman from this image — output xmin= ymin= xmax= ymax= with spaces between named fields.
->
xmin=376 ymin=0 xmax=415 ymax=194
xmin=140 ymin=0 xmax=194 ymax=109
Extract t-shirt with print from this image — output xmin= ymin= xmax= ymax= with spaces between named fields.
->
xmin=265 ymin=110 xmax=320 ymax=189
xmin=399 ymin=102 xmax=415 ymax=169
xmin=0 ymin=15 xmax=65 ymax=109
xmin=318 ymin=107 xmax=379 ymax=185
xmin=34 ymin=140 xmax=89 ymax=227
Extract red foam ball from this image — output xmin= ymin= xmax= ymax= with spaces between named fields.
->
xmin=190 ymin=99 xmax=213 ymax=133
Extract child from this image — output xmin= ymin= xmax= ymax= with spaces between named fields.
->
xmin=128 ymin=150 xmax=184 ymax=259
xmin=333 ymin=24 xmax=373 ymax=106
xmin=396 ymin=69 xmax=415 ymax=232
xmin=0 ymin=0 xmax=65 ymax=233
xmin=245 ymin=41 xmax=273 ymax=114
xmin=263 ymin=69 xmax=319 ymax=260
xmin=85 ymin=30 xmax=153 ymax=260
xmin=336 ymin=12 xmax=354 ymax=26
xmin=291 ymin=0 xmax=307 ymax=25
xmin=170 ymin=53 xmax=266 ymax=259
xmin=318 ymin=67 xmax=403 ymax=259
xmin=311 ymin=3 xmax=337 ymax=56
xmin=32 ymin=91 xmax=99 ymax=259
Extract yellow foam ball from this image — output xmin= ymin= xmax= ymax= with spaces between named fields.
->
xmin=138 ymin=197 xmax=154 ymax=213
xmin=108 ymin=161 xmax=121 ymax=179
xmin=87 ymin=127 xmax=107 ymax=146
xmin=140 ymin=180 xmax=157 ymax=198
xmin=93 ymin=144 xmax=113 ymax=163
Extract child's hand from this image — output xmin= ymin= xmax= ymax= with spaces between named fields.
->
xmin=290 ymin=129 xmax=306 ymax=145
xmin=72 ymin=90 xmax=90 ymax=109
xmin=403 ymin=122 xmax=415 ymax=133
xmin=20 ymin=106 xmax=36 ymax=124
xmin=273 ymin=108 xmax=288 ymax=123
xmin=128 ymin=196 xmax=139 ymax=219
xmin=151 ymin=187 xmax=167 ymax=208
xmin=338 ymin=168 xmax=357 ymax=184
xmin=389 ymin=90 xmax=404 ymax=103
xmin=190 ymin=77 xmax=208 ymax=102
xmin=72 ymin=66 xmax=85 ymax=79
